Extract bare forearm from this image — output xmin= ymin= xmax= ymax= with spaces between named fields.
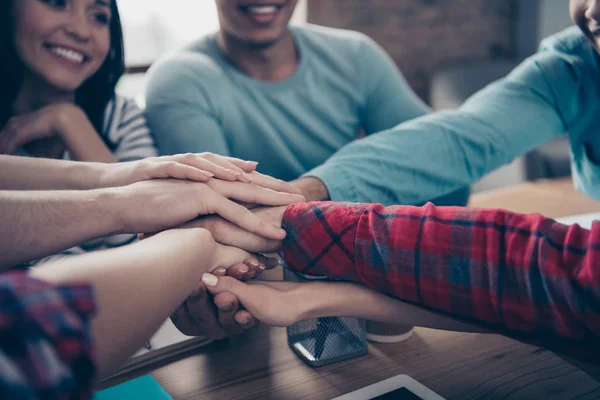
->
xmin=302 ymin=282 xmax=488 ymax=333
xmin=0 ymin=190 xmax=120 ymax=269
xmin=30 ymin=229 xmax=213 ymax=379
xmin=0 ymin=155 xmax=105 ymax=190
xmin=58 ymin=111 xmax=116 ymax=163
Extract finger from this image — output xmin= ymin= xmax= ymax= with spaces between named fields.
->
xmin=212 ymin=180 xmax=305 ymax=207
xmin=223 ymin=157 xmax=259 ymax=173
xmin=213 ymin=197 xmax=286 ymax=240
xmin=234 ymin=310 xmax=258 ymax=327
xmin=243 ymin=258 xmax=264 ymax=279
xmin=188 ymin=216 xmax=279 ymax=253
xmin=213 ymin=292 xmax=244 ymax=332
xmin=248 ymin=172 xmax=304 ymax=195
xmin=195 ymin=153 xmax=252 ymax=182
xmin=149 ymin=161 xmax=214 ymax=182
xmin=255 ymin=253 xmax=284 ymax=270
xmin=185 ymin=285 xmax=228 ymax=340
xmin=164 ymin=154 xmax=244 ymax=182
xmin=226 ymin=263 xmax=251 ymax=280
xmin=225 ymin=259 xmax=261 ymax=279
xmin=203 ymin=274 xmax=252 ymax=299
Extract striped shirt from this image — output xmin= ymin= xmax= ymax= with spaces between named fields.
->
xmin=282 ymin=202 xmax=600 ymax=362
xmin=19 ymin=96 xmax=158 ymax=265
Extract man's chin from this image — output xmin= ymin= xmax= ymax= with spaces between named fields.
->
xmin=242 ymin=36 xmax=281 ymax=50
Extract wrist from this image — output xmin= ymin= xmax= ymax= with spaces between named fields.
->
xmin=68 ymin=161 xmax=107 ymax=190
xmin=291 ymin=177 xmax=330 ymax=202
xmin=293 ymin=282 xmax=333 ymax=322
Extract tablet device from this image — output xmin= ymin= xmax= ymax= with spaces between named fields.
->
xmin=332 ymin=374 xmax=445 ymax=400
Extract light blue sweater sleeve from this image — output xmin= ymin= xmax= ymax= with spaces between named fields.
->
xmin=307 ymin=50 xmax=577 ymax=204
xmin=145 ymin=54 xmax=231 ymax=156
xmin=358 ymin=36 xmax=431 ymax=133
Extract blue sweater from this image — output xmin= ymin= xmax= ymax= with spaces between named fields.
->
xmin=306 ymin=26 xmax=600 ymax=204
xmin=145 ymin=25 xmax=473 ymax=205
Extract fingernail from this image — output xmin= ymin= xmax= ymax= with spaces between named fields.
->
xmin=279 ymin=229 xmax=287 ymax=236
xmin=240 ymin=314 xmax=253 ymax=325
xmin=245 ymin=161 xmax=259 ymax=166
xmin=219 ymin=303 xmax=232 ymax=311
xmin=248 ymin=260 xmax=260 ymax=268
xmin=214 ymin=268 xmax=227 ymax=276
xmin=201 ymin=171 xmax=214 ymax=177
xmin=259 ymin=264 xmax=266 ymax=270
xmin=202 ymin=273 xmax=218 ymax=287
xmin=237 ymin=268 xmax=249 ymax=276
xmin=227 ymin=169 xmax=241 ymax=176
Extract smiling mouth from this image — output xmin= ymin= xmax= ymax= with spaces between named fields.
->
xmin=239 ymin=4 xmax=283 ymax=16
xmin=44 ymin=44 xmax=89 ymax=65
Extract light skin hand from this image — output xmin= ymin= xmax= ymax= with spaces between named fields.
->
xmin=201 ymin=275 xmax=310 ymax=327
xmin=290 ymin=176 xmax=330 ymax=202
xmin=201 ymin=275 xmax=490 ymax=334
xmin=0 ymin=103 xmax=70 ymax=155
xmin=113 ymin=180 xmax=303 ymax=239
xmin=182 ymin=205 xmax=288 ymax=253
xmin=94 ymin=153 xmax=260 ymax=188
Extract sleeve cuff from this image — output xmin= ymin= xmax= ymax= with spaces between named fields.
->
xmin=572 ymin=142 xmax=600 ymax=200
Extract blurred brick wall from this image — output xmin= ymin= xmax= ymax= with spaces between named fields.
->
xmin=306 ymin=0 xmax=517 ymax=102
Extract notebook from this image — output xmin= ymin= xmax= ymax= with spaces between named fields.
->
xmin=95 ymin=375 xmax=172 ymax=400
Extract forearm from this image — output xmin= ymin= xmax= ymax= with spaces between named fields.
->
xmin=57 ymin=110 xmax=116 ymax=163
xmin=0 ymin=189 xmax=121 ymax=269
xmin=301 ymin=281 xmax=488 ymax=333
xmin=30 ymin=229 xmax=213 ymax=379
xmin=283 ymin=202 xmax=600 ymax=340
xmin=0 ymin=155 xmax=105 ymax=190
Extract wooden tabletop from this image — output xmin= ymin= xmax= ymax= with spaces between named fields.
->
xmin=140 ymin=179 xmax=600 ymax=399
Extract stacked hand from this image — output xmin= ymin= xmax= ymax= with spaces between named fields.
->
xmin=100 ymin=156 xmax=301 ymax=339
xmin=169 ymin=205 xmax=290 ymax=338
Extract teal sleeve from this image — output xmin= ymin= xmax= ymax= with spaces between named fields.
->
xmin=144 ymin=58 xmax=230 ymax=156
xmin=307 ymin=51 xmax=577 ymax=205
xmin=358 ymin=36 xmax=431 ymax=133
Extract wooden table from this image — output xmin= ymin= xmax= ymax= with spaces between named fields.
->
xmin=137 ymin=179 xmax=600 ymax=399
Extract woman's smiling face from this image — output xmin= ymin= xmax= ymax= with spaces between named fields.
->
xmin=11 ymin=0 xmax=112 ymax=92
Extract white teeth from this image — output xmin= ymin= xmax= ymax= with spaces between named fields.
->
xmin=248 ymin=5 xmax=278 ymax=14
xmin=50 ymin=46 xmax=85 ymax=64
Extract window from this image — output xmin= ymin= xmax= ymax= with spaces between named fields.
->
xmin=118 ymin=0 xmax=307 ymax=68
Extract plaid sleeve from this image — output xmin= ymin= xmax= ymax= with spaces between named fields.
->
xmin=0 ymin=273 xmax=97 ymax=400
xmin=282 ymin=202 xmax=600 ymax=342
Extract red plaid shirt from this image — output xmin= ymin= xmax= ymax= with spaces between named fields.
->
xmin=282 ymin=202 xmax=600 ymax=361
xmin=0 ymin=273 xmax=96 ymax=399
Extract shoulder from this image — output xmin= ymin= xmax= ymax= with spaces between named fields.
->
xmin=146 ymin=33 xmax=227 ymax=94
xmin=104 ymin=95 xmax=144 ymax=128
xmin=292 ymin=24 xmax=378 ymax=56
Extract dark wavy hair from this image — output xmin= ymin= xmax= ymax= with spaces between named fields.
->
xmin=0 ymin=0 xmax=125 ymax=135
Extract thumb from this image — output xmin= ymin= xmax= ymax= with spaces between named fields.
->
xmin=202 ymin=274 xmax=251 ymax=300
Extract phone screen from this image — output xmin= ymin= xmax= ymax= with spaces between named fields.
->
xmin=370 ymin=387 xmax=423 ymax=400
